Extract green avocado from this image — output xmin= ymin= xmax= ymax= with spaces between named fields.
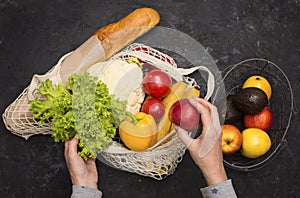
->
xmin=225 ymin=95 xmax=243 ymax=124
xmin=233 ymin=87 xmax=268 ymax=114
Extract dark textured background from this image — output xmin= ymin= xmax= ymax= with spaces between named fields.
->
xmin=1 ymin=0 xmax=300 ymax=197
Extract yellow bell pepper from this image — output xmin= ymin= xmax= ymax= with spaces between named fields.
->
xmin=119 ymin=112 xmax=158 ymax=151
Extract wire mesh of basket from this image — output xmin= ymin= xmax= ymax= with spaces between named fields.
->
xmin=213 ymin=58 xmax=295 ymax=171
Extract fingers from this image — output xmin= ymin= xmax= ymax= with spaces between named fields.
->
xmin=64 ymin=135 xmax=79 ymax=158
xmin=69 ymin=135 xmax=79 ymax=153
xmin=194 ymin=97 xmax=220 ymax=111
xmin=86 ymin=158 xmax=97 ymax=172
xmin=189 ymin=97 xmax=222 ymax=131
xmin=87 ymin=158 xmax=96 ymax=163
xmin=86 ymin=158 xmax=96 ymax=168
xmin=188 ymin=97 xmax=211 ymax=135
xmin=174 ymin=125 xmax=193 ymax=148
xmin=190 ymin=97 xmax=218 ymax=113
xmin=188 ymin=98 xmax=222 ymax=157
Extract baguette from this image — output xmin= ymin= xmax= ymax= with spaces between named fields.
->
xmin=59 ymin=8 xmax=159 ymax=83
xmin=94 ymin=7 xmax=160 ymax=58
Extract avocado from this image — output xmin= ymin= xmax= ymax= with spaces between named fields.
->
xmin=233 ymin=87 xmax=268 ymax=114
xmin=225 ymin=95 xmax=243 ymax=123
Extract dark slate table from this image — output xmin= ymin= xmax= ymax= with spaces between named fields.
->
xmin=1 ymin=1 xmax=299 ymax=197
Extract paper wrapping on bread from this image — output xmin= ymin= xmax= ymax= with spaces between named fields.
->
xmin=59 ymin=7 xmax=160 ymax=83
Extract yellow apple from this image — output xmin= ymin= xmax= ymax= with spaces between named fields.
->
xmin=222 ymin=124 xmax=242 ymax=155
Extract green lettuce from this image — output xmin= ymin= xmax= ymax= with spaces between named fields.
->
xmin=29 ymin=72 xmax=127 ymax=160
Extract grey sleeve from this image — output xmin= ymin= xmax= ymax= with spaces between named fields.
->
xmin=200 ymin=179 xmax=237 ymax=198
xmin=71 ymin=185 xmax=102 ymax=198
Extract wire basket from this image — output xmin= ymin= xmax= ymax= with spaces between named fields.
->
xmin=213 ymin=58 xmax=294 ymax=171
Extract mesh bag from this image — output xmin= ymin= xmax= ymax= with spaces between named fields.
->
xmin=2 ymin=52 xmax=71 ymax=139
xmin=213 ymin=58 xmax=295 ymax=171
xmin=2 ymin=43 xmax=215 ymax=180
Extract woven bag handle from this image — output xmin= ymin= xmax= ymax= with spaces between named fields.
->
xmin=27 ymin=53 xmax=71 ymax=101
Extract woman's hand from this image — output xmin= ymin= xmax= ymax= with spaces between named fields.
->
xmin=175 ymin=97 xmax=227 ymax=186
xmin=64 ymin=135 xmax=99 ymax=189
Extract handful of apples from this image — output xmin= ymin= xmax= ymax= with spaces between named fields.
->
xmin=222 ymin=75 xmax=273 ymax=159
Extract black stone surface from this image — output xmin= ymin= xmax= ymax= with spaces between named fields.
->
xmin=1 ymin=0 xmax=300 ymax=197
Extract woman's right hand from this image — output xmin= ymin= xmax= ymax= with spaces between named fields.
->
xmin=174 ymin=97 xmax=227 ymax=186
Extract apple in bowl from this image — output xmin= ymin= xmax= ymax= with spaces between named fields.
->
xmin=243 ymin=107 xmax=273 ymax=131
xmin=221 ymin=124 xmax=242 ymax=155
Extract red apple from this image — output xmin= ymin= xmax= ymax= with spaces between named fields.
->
xmin=141 ymin=98 xmax=165 ymax=121
xmin=222 ymin=124 xmax=242 ymax=155
xmin=142 ymin=70 xmax=172 ymax=99
xmin=243 ymin=107 xmax=273 ymax=131
xmin=168 ymin=98 xmax=200 ymax=131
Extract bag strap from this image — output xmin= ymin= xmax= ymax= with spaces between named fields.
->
xmin=176 ymin=66 xmax=215 ymax=100
xmin=27 ymin=52 xmax=71 ymax=101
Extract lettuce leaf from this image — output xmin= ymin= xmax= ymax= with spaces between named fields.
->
xmin=29 ymin=72 xmax=127 ymax=160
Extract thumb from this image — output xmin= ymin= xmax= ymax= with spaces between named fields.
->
xmin=68 ymin=135 xmax=79 ymax=154
xmin=174 ymin=125 xmax=193 ymax=148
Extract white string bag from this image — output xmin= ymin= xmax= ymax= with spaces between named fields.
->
xmin=2 ymin=52 xmax=71 ymax=139
xmin=2 ymin=43 xmax=215 ymax=180
xmin=98 ymin=43 xmax=215 ymax=180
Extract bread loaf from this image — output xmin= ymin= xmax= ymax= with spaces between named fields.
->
xmin=58 ymin=8 xmax=159 ymax=83
xmin=94 ymin=8 xmax=160 ymax=58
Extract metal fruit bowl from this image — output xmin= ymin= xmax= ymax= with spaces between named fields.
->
xmin=213 ymin=58 xmax=294 ymax=171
